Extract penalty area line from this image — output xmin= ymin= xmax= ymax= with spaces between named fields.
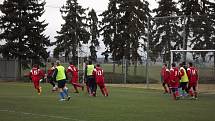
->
xmin=0 ymin=109 xmax=86 ymax=121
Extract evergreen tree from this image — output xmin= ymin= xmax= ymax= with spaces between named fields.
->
xmin=54 ymin=0 xmax=90 ymax=63
xmin=178 ymin=0 xmax=203 ymax=61
xmin=152 ymin=0 xmax=181 ymax=64
xmin=0 ymin=0 xmax=50 ymax=79
xmin=88 ymin=9 xmax=99 ymax=62
xmin=117 ymin=0 xmax=151 ymax=61
xmin=100 ymin=0 xmax=151 ymax=62
xmin=100 ymin=0 xmax=120 ymax=61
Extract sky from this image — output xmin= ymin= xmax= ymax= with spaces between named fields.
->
xmin=0 ymin=0 xmax=158 ymax=57
xmin=42 ymin=0 xmax=158 ymax=57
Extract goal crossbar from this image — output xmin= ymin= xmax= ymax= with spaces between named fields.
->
xmin=170 ymin=50 xmax=215 ymax=64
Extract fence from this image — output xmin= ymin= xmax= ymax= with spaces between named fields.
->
xmin=0 ymin=59 xmax=18 ymax=81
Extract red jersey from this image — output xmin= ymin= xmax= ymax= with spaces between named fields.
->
xmin=169 ymin=67 xmax=179 ymax=87
xmin=29 ymin=67 xmax=45 ymax=81
xmin=161 ymin=67 xmax=170 ymax=83
xmin=187 ymin=67 xmax=198 ymax=83
xmin=93 ymin=67 xmax=104 ymax=83
xmin=47 ymin=66 xmax=55 ymax=77
xmin=67 ymin=65 xmax=78 ymax=78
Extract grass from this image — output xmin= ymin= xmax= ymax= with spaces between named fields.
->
xmin=0 ymin=82 xmax=215 ymax=121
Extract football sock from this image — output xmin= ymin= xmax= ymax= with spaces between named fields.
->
xmin=63 ymin=88 xmax=68 ymax=97
xmin=100 ymin=88 xmax=105 ymax=96
xmin=60 ymin=92 xmax=65 ymax=99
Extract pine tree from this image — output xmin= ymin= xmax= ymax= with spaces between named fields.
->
xmin=54 ymin=0 xmax=90 ymax=63
xmin=88 ymin=9 xmax=99 ymax=62
xmin=0 ymin=0 xmax=50 ymax=79
xmin=151 ymin=0 xmax=181 ymax=64
xmin=100 ymin=0 xmax=151 ymax=62
xmin=100 ymin=0 xmax=120 ymax=61
xmin=178 ymin=0 xmax=203 ymax=61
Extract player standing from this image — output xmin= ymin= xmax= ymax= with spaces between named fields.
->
xmin=29 ymin=64 xmax=45 ymax=95
xmin=160 ymin=63 xmax=170 ymax=93
xmin=93 ymin=64 xmax=108 ymax=97
xmin=187 ymin=62 xmax=198 ymax=99
xmin=179 ymin=63 xmax=189 ymax=98
xmin=85 ymin=60 xmax=96 ymax=96
xmin=67 ymin=62 xmax=84 ymax=93
xmin=169 ymin=63 xmax=180 ymax=100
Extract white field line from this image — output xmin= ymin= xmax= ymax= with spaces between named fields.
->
xmin=0 ymin=109 xmax=87 ymax=121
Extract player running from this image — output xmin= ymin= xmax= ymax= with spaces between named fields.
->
xmin=47 ymin=62 xmax=57 ymax=91
xmin=160 ymin=63 xmax=170 ymax=93
xmin=169 ymin=63 xmax=180 ymax=100
xmin=187 ymin=62 xmax=199 ymax=100
xmin=29 ymin=64 xmax=45 ymax=95
xmin=52 ymin=60 xmax=70 ymax=101
xmin=93 ymin=64 xmax=108 ymax=97
xmin=67 ymin=62 xmax=84 ymax=93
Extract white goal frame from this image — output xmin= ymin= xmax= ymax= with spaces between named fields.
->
xmin=170 ymin=50 xmax=215 ymax=64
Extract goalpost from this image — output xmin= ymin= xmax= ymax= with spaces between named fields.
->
xmin=170 ymin=49 xmax=215 ymax=84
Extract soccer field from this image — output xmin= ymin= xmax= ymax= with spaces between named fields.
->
xmin=0 ymin=82 xmax=215 ymax=121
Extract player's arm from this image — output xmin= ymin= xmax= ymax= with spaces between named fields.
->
xmin=187 ymin=68 xmax=191 ymax=80
xmin=29 ymin=71 xmax=32 ymax=80
xmin=52 ymin=68 xmax=58 ymax=81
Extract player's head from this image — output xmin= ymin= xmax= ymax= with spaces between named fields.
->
xmin=179 ymin=63 xmax=183 ymax=67
xmin=171 ymin=63 xmax=176 ymax=67
xmin=182 ymin=61 xmax=186 ymax=66
xmin=88 ymin=60 xmax=92 ymax=65
xmin=69 ymin=61 xmax=73 ymax=65
xmin=188 ymin=62 xmax=193 ymax=67
xmin=51 ymin=62 xmax=55 ymax=66
xmin=163 ymin=63 xmax=167 ymax=67
xmin=56 ymin=60 xmax=61 ymax=66
xmin=96 ymin=64 xmax=100 ymax=67
xmin=33 ymin=64 xmax=38 ymax=68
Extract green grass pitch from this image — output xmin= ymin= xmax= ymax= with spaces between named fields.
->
xmin=0 ymin=82 xmax=215 ymax=121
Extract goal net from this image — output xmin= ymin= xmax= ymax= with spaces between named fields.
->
xmin=170 ymin=50 xmax=215 ymax=84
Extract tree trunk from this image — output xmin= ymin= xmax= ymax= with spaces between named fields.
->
xmin=17 ymin=56 xmax=22 ymax=81
xmin=134 ymin=60 xmax=137 ymax=76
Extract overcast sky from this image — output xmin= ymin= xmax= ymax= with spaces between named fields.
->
xmin=0 ymin=0 xmax=158 ymax=56
xmin=42 ymin=0 xmax=157 ymax=56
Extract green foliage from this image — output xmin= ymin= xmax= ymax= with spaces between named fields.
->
xmin=0 ymin=0 xmax=50 ymax=62
xmin=0 ymin=83 xmax=215 ymax=121
xmin=100 ymin=0 xmax=151 ymax=61
xmin=151 ymin=0 xmax=181 ymax=64
xmin=54 ymin=0 xmax=90 ymax=63
xmin=88 ymin=9 xmax=100 ymax=62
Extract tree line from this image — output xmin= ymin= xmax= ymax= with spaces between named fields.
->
xmin=0 ymin=0 xmax=215 ymax=77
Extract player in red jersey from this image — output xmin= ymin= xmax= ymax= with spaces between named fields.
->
xmin=29 ymin=64 xmax=45 ymax=95
xmin=187 ymin=62 xmax=198 ymax=99
xmin=169 ymin=63 xmax=180 ymax=100
xmin=67 ymin=62 xmax=84 ymax=93
xmin=160 ymin=63 xmax=170 ymax=93
xmin=93 ymin=64 xmax=108 ymax=97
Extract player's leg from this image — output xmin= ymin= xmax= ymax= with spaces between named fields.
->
xmin=34 ymin=79 xmax=41 ymax=95
xmin=58 ymin=80 xmax=70 ymax=101
xmin=98 ymin=82 xmax=105 ymax=96
xmin=171 ymin=87 xmax=176 ymax=100
xmin=193 ymin=85 xmax=198 ymax=99
xmin=162 ymin=82 xmax=168 ymax=93
xmin=103 ymin=85 xmax=109 ymax=96
xmin=89 ymin=78 xmax=97 ymax=97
